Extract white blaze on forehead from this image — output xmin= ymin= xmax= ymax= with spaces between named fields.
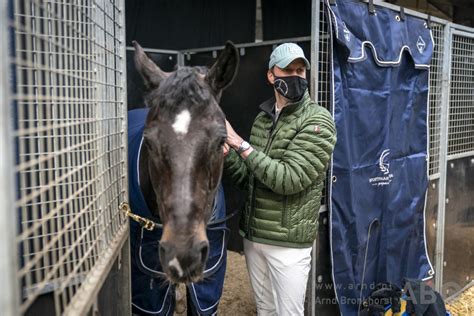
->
xmin=172 ymin=110 xmax=191 ymax=135
xmin=169 ymin=257 xmax=184 ymax=277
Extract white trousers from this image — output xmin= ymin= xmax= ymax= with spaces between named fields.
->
xmin=243 ymin=239 xmax=312 ymax=316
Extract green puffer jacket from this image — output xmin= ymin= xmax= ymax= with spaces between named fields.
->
xmin=224 ymin=92 xmax=336 ymax=248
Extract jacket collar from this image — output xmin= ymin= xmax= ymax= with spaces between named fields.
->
xmin=259 ymin=90 xmax=310 ymax=120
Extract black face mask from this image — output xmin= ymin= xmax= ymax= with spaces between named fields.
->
xmin=273 ymin=75 xmax=308 ymax=102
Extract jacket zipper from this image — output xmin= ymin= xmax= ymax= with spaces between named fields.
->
xmin=247 ymin=120 xmax=277 ymax=239
xmin=281 ymin=196 xmax=289 ymax=228
xmin=246 ymin=99 xmax=305 ymax=237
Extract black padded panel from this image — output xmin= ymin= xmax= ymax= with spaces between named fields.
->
xmin=126 ymin=0 xmax=255 ymax=50
xmin=185 ymin=41 xmax=311 ymax=251
xmin=261 ymin=0 xmax=312 ymax=40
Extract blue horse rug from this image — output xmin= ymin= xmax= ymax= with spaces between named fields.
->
xmin=326 ymin=1 xmax=435 ymax=314
xmin=128 ymin=108 xmax=229 ymax=316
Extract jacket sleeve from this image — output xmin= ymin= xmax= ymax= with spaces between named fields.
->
xmin=244 ymin=108 xmax=336 ymax=195
xmin=223 ymin=149 xmax=250 ymax=191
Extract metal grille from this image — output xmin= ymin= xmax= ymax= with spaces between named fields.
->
xmin=428 ymin=24 xmax=445 ymax=177
xmin=317 ymin=0 xmax=331 ymax=111
xmin=10 ymin=0 xmax=127 ymax=314
xmin=447 ymin=33 xmax=474 ymax=158
xmin=315 ymin=0 xmax=332 ymax=208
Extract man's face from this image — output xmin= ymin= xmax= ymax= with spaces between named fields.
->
xmin=267 ymin=58 xmax=307 ymax=84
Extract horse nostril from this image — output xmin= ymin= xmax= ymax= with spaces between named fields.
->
xmin=198 ymin=241 xmax=209 ymax=265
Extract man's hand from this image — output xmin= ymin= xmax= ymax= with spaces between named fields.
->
xmin=225 ymin=119 xmax=243 ymax=149
xmin=225 ymin=119 xmax=254 ymax=158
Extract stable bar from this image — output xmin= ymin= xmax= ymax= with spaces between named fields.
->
xmin=183 ymin=36 xmax=311 ymax=54
xmin=435 ymin=23 xmax=453 ymax=293
xmin=309 ymin=1 xmax=321 ymax=315
xmin=0 ymin=0 xmax=20 ymax=314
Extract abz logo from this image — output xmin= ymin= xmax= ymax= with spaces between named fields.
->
xmin=369 ymin=149 xmax=394 ymax=187
xmin=274 ymin=79 xmax=289 ymax=96
xmin=343 ymin=23 xmax=351 ymax=42
xmin=417 ymin=36 xmax=426 ymax=54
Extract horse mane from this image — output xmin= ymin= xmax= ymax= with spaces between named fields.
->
xmin=145 ymin=66 xmax=213 ymax=121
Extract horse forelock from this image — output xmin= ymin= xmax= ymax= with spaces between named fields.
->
xmin=143 ymin=66 xmax=226 ymax=145
xmin=145 ymin=67 xmax=216 ymax=121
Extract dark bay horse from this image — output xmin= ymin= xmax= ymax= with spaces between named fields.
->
xmin=132 ymin=41 xmax=238 ymax=284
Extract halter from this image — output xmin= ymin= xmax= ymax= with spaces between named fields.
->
xmin=119 ymin=199 xmax=238 ymax=231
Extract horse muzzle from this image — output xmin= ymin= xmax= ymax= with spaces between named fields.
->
xmin=159 ymin=239 xmax=209 ymax=283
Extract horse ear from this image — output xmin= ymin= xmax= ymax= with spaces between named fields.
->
xmin=205 ymin=41 xmax=239 ymax=94
xmin=133 ymin=41 xmax=170 ymax=90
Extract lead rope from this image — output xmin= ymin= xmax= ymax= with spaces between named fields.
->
xmin=119 ymin=202 xmax=157 ymax=231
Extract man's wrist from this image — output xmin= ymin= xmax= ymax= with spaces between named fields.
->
xmin=227 ymin=136 xmax=242 ymax=150
xmin=240 ymin=146 xmax=254 ymax=160
xmin=236 ymin=140 xmax=251 ymax=154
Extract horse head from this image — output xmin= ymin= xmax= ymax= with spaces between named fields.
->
xmin=133 ymin=41 xmax=238 ymax=283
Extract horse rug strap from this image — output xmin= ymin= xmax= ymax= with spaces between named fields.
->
xmin=127 ymin=108 xmax=229 ymax=316
xmin=326 ymin=1 xmax=435 ymax=315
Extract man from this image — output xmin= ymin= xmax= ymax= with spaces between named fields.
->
xmin=223 ymin=43 xmax=337 ymax=315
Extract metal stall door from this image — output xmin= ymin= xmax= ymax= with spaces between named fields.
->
xmin=2 ymin=0 xmax=130 ymax=315
xmin=436 ymin=27 xmax=474 ymax=298
xmin=310 ymin=1 xmax=474 ymax=314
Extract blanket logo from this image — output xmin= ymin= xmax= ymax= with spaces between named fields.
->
xmin=417 ymin=36 xmax=426 ymax=54
xmin=369 ymin=149 xmax=394 ymax=187
xmin=379 ymin=149 xmax=390 ymax=174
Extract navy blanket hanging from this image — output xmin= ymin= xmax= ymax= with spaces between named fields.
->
xmin=326 ymin=1 xmax=435 ymax=314
xmin=128 ymin=108 xmax=229 ymax=315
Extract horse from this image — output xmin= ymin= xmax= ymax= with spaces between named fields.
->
xmin=130 ymin=40 xmax=238 ymax=286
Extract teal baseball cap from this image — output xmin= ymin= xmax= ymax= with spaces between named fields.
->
xmin=268 ymin=43 xmax=310 ymax=70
